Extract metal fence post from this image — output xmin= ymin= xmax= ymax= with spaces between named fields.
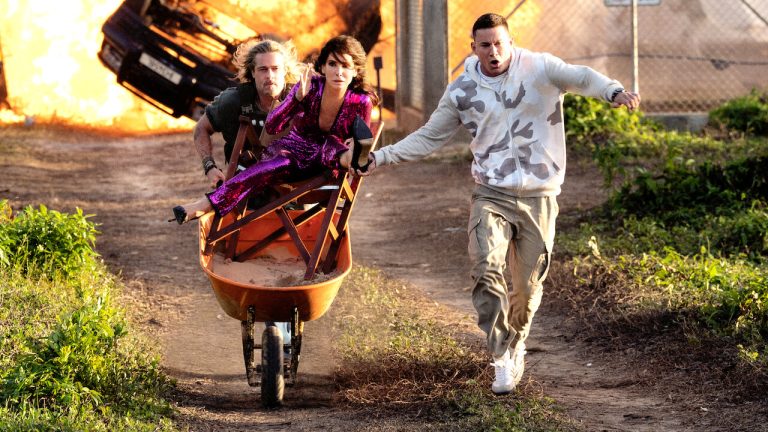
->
xmin=422 ymin=0 xmax=448 ymax=117
xmin=631 ymin=0 xmax=640 ymax=93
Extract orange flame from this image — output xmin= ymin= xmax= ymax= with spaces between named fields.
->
xmin=222 ymin=0 xmax=347 ymax=58
xmin=0 ymin=0 xmax=396 ymax=131
xmin=0 ymin=0 xmax=193 ymax=131
xmin=223 ymin=0 xmax=396 ymax=117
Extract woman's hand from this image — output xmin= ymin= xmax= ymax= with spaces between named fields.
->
xmin=206 ymin=167 xmax=225 ymax=188
xmin=339 ymin=145 xmax=353 ymax=169
xmin=354 ymin=155 xmax=376 ymax=177
xmin=295 ymin=63 xmax=315 ymax=101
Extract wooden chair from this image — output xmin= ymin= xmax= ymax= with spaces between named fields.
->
xmin=203 ymin=115 xmax=382 ymax=280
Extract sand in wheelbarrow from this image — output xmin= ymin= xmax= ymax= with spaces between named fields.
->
xmin=211 ymin=253 xmax=341 ymax=287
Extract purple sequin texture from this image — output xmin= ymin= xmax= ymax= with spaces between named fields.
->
xmin=207 ymin=76 xmax=373 ymax=216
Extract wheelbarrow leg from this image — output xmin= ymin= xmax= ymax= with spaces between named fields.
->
xmin=289 ymin=306 xmax=303 ymax=385
xmin=241 ymin=305 xmax=259 ymax=387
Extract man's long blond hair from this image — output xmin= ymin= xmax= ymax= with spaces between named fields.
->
xmin=232 ymin=38 xmax=299 ymax=85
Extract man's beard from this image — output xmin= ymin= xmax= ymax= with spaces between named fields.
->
xmin=261 ymin=83 xmax=281 ymax=98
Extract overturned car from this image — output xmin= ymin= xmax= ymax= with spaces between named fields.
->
xmin=98 ymin=0 xmax=382 ymax=121
xmin=98 ymin=0 xmax=252 ymax=120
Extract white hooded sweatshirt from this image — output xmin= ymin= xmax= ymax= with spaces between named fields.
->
xmin=372 ymin=48 xmax=624 ymax=197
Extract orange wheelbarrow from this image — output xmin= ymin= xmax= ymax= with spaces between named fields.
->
xmin=197 ymin=116 xmax=381 ymax=407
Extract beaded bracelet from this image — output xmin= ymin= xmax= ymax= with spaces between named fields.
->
xmin=202 ymin=156 xmax=217 ymax=175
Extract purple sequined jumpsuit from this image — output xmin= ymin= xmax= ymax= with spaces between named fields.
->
xmin=207 ymin=76 xmax=373 ymax=216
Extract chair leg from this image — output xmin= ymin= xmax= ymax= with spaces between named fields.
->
xmin=304 ymin=177 xmax=348 ymax=279
xmin=275 ymin=207 xmax=310 ymax=263
xmin=321 ymin=175 xmax=356 ymax=274
xmin=224 ymin=201 xmax=248 ymax=260
xmin=204 ymin=211 xmax=225 ymax=255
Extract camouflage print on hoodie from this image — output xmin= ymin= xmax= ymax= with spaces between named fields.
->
xmin=373 ymin=47 xmax=624 ymax=197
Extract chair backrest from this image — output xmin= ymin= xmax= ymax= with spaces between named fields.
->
xmin=206 ymin=121 xmax=385 ymax=279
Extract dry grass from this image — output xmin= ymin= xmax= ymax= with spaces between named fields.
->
xmin=333 ymin=265 xmax=487 ymax=408
xmin=546 ymin=259 xmax=768 ymax=431
xmin=330 ymin=265 xmax=580 ymax=431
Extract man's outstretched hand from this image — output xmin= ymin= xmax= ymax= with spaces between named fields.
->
xmin=353 ymin=154 xmax=376 ymax=177
xmin=340 ymin=144 xmax=377 ymax=177
xmin=611 ymin=91 xmax=641 ymax=111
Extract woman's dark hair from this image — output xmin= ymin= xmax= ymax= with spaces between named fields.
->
xmin=472 ymin=13 xmax=509 ymax=38
xmin=314 ymin=35 xmax=379 ymax=106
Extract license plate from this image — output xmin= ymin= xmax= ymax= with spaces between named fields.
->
xmin=100 ymin=44 xmax=123 ymax=71
xmin=139 ymin=53 xmax=181 ymax=85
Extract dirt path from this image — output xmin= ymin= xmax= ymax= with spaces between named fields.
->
xmin=2 ymin=126 xmax=729 ymax=430
xmin=349 ymin=152 xmax=694 ymax=432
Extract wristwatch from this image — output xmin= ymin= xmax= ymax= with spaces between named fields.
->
xmin=610 ymin=88 xmax=624 ymax=102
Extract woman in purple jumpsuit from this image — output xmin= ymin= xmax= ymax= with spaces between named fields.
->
xmin=172 ymin=35 xmax=378 ymax=222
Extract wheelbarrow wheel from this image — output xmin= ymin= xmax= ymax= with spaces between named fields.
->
xmin=261 ymin=325 xmax=284 ymax=408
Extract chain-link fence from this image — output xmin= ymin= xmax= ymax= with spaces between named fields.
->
xmin=398 ymin=0 xmax=768 ymax=118
xmin=445 ymin=0 xmax=768 ymax=113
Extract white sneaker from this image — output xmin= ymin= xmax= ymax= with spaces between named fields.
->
xmin=510 ymin=344 xmax=526 ymax=386
xmin=491 ymin=350 xmax=514 ymax=394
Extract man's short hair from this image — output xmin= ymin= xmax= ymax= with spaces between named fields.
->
xmin=472 ymin=13 xmax=509 ymax=38
xmin=232 ymin=38 xmax=298 ymax=84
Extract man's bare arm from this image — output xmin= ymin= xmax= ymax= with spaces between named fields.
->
xmin=193 ymin=113 xmax=226 ymax=187
xmin=194 ymin=114 xmax=216 ymax=159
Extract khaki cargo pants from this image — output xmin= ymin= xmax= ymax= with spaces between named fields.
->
xmin=468 ymin=184 xmax=558 ymax=358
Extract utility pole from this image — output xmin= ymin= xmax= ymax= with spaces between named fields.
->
xmin=373 ymin=56 xmax=383 ymax=122
xmin=0 ymin=34 xmax=9 ymax=109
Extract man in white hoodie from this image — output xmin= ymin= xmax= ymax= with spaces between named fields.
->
xmin=355 ymin=13 xmax=640 ymax=394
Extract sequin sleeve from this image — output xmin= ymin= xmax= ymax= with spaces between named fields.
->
xmin=265 ymin=81 xmax=304 ymax=135
xmin=342 ymin=92 xmax=373 ymax=136
xmin=359 ymin=95 xmax=373 ymax=128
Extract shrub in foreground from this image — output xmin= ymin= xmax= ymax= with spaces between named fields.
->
xmin=0 ymin=203 xmax=176 ymax=431
xmin=0 ymin=201 xmax=99 ymax=278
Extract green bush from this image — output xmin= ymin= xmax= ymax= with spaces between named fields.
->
xmin=563 ymin=94 xmax=661 ymax=185
xmin=709 ymin=89 xmax=768 ymax=136
xmin=606 ymin=156 xmax=768 ymax=253
xmin=703 ymin=208 xmax=768 ymax=258
xmin=0 ymin=202 xmax=13 ymax=267
xmin=0 ymin=203 xmax=176 ymax=431
xmin=3 ymin=295 xmax=124 ymax=409
xmin=564 ymin=93 xmax=768 ymax=189
xmin=571 ymin=242 xmax=768 ymax=364
xmin=583 ymin=94 xmax=768 ymax=259
xmin=2 ymin=291 xmax=171 ymax=418
xmin=558 ymin=92 xmax=768 ymax=370
xmin=0 ymin=201 xmax=99 ymax=278
xmin=563 ymin=93 xmax=649 ymax=144
xmin=0 ymin=407 xmax=176 ymax=432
